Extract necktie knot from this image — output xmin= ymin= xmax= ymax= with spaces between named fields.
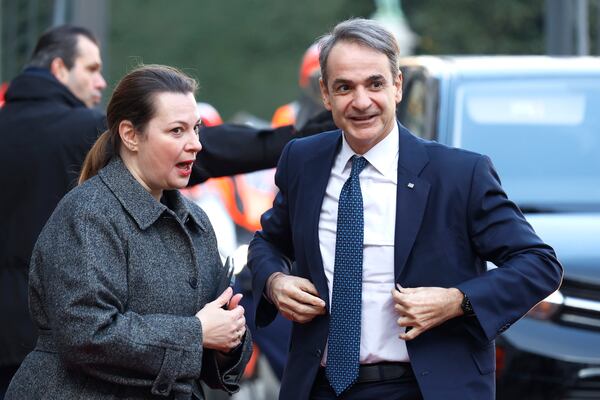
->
xmin=350 ymin=156 xmax=367 ymax=179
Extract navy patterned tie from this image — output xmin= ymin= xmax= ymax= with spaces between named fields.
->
xmin=326 ymin=155 xmax=368 ymax=396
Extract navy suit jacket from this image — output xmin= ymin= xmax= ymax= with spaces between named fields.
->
xmin=248 ymin=123 xmax=562 ymax=400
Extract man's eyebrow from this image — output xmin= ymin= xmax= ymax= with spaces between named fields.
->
xmin=331 ymin=75 xmax=386 ymax=86
xmin=87 ymin=62 xmax=102 ymax=70
xmin=331 ymin=78 xmax=352 ymax=86
xmin=366 ymin=74 xmax=386 ymax=81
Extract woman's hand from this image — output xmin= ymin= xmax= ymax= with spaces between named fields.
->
xmin=196 ymin=287 xmax=246 ymax=353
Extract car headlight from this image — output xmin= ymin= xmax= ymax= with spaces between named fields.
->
xmin=526 ymin=290 xmax=564 ymax=320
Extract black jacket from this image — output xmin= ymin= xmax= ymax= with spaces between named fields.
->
xmin=191 ymin=123 xmax=298 ymax=184
xmin=0 ymin=68 xmax=106 ymax=366
xmin=191 ymin=109 xmax=334 ymax=184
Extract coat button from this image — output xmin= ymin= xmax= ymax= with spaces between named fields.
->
xmin=188 ymin=276 xmax=198 ymax=289
xmin=315 ymin=349 xmax=322 ymax=358
xmin=157 ymin=383 xmax=168 ymax=393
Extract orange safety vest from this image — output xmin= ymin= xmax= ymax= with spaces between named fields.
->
xmin=182 ymin=170 xmax=277 ymax=234
xmin=271 ymin=102 xmax=298 ymax=128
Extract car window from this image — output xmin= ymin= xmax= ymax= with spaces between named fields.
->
xmin=401 ymin=78 xmax=429 ymax=138
xmin=398 ymin=68 xmax=437 ymax=140
xmin=453 ymin=78 xmax=600 ymax=211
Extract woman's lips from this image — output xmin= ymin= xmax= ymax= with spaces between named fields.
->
xmin=176 ymin=160 xmax=194 ymax=177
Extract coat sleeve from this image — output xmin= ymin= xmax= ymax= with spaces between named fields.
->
xmin=30 ymin=201 xmax=203 ymax=396
xmin=200 ymin=334 xmax=253 ymax=393
xmin=189 ymin=111 xmax=337 ymax=185
xmin=455 ymin=155 xmax=563 ymax=343
xmin=247 ymin=140 xmax=296 ymax=328
xmin=190 ymin=124 xmax=296 ymax=185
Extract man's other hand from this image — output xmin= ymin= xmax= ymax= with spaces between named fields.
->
xmin=267 ymin=272 xmax=326 ymax=323
xmin=392 ymin=286 xmax=464 ymax=340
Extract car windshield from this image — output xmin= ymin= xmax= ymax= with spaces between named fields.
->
xmin=453 ymin=77 xmax=600 ymax=212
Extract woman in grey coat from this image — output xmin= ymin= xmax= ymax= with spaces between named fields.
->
xmin=6 ymin=65 xmax=252 ymax=399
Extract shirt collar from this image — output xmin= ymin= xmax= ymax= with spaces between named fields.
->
xmin=338 ymin=122 xmax=399 ymax=180
xmin=98 ymin=157 xmax=206 ymax=231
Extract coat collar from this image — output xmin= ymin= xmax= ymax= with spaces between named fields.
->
xmin=305 ymin=121 xmax=429 ymax=177
xmin=394 ymin=123 xmax=431 ymax=279
xmin=98 ymin=157 xmax=206 ymax=231
xmin=300 ymin=130 xmax=342 ymax=309
xmin=335 ymin=122 xmax=399 ymax=182
xmin=397 ymin=122 xmax=429 ymax=177
xmin=5 ymin=68 xmax=87 ymax=109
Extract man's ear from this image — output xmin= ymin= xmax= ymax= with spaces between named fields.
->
xmin=395 ymin=71 xmax=403 ymax=103
xmin=118 ymin=120 xmax=138 ymax=152
xmin=49 ymin=57 xmax=69 ymax=85
xmin=319 ymin=77 xmax=332 ymax=111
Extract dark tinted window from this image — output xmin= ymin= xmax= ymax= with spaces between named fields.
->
xmin=398 ymin=67 xmax=437 ymax=140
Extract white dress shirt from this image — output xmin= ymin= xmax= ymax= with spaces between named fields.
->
xmin=319 ymin=123 xmax=409 ymax=364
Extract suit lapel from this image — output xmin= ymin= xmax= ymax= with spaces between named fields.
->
xmin=296 ymin=126 xmax=429 ymax=297
xmin=394 ymin=124 xmax=431 ymax=280
xmin=300 ymin=131 xmax=341 ymax=309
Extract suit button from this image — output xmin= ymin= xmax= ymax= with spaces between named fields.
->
xmin=315 ymin=349 xmax=322 ymax=358
xmin=189 ymin=276 xmax=198 ymax=289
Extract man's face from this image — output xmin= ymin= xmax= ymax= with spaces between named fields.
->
xmin=57 ymin=36 xmax=106 ymax=107
xmin=320 ymin=41 xmax=402 ymax=154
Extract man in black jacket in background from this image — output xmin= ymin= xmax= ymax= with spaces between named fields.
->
xmin=0 ymin=25 xmax=334 ymax=397
xmin=0 ymin=27 xmax=106 ymax=396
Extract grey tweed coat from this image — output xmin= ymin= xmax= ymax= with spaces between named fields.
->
xmin=6 ymin=157 xmax=251 ymax=399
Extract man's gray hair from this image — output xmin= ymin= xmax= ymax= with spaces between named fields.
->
xmin=318 ymin=18 xmax=400 ymax=85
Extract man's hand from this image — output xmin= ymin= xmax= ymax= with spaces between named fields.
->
xmin=267 ymin=272 xmax=326 ymax=323
xmin=392 ymin=286 xmax=464 ymax=340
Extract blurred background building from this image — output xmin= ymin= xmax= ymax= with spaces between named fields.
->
xmin=1 ymin=0 xmax=600 ymax=121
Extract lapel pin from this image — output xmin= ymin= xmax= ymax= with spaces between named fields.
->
xmin=407 ymin=182 xmax=415 ymax=189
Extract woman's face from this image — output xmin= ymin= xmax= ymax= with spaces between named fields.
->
xmin=128 ymin=91 xmax=202 ymax=200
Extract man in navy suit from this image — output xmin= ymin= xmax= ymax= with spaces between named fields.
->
xmin=248 ymin=18 xmax=562 ymax=400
